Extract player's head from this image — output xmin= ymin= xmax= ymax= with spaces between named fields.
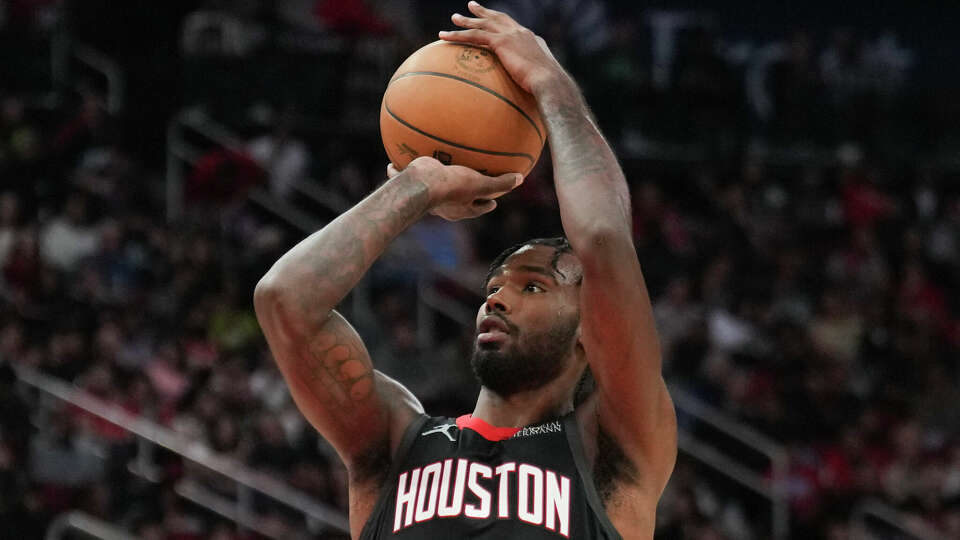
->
xmin=471 ymin=237 xmax=586 ymax=399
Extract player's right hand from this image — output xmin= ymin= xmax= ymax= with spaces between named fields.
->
xmin=439 ymin=2 xmax=565 ymax=95
xmin=387 ymin=157 xmax=522 ymax=221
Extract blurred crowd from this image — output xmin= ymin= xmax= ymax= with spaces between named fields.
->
xmin=2 ymin=0 xmax=959 ymax=539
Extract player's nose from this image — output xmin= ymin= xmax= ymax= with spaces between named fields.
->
xmin=484 ymin=289 xmax=511 ymax=314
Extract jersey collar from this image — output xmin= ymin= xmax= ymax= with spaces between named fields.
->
xmin=456 ymin=414 xmax=522 ymax=442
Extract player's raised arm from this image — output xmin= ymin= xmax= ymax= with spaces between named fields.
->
xmin=441 ymin=1 xmax=677 ymax=494
xmin=253 ymin=157 xmax=521 ymax=487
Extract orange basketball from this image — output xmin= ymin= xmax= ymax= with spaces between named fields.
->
xmin=380 ymin=41 xmax=545 ymax=177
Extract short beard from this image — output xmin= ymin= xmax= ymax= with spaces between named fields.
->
xmin=470 ymin=313 xmax=579 ymax=398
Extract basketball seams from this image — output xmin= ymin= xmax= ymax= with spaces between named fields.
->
xmin=382 ymin=101 xmax=534 ymax=165
xmin=388 ymin=71 xmax=543 ymax=144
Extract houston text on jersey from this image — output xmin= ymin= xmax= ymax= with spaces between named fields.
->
xmin=393 ymin=458 xmax=572 ymax=537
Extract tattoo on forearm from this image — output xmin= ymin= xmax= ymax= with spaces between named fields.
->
xmin=304 ymin=315 xmax=376 ymax=409
xmin=540 ymin=84 xmax=617 ymax=180
xmin=544 ymin=100 xmax=611 ymax=180
xmin=294 ymin=177 xmax=431 ymax=319
xmin=538 ymin=79 xmax=632 ymax=223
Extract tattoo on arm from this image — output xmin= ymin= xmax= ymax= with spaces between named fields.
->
xmin=535 ymin=77 xmax=632 ymax=229
xmin=287 ymin=176 xmax=431 ymax=320
xmin=276 ymin=309 xmax=392 ymax=465
xmin=537 ymin=82 xmax=622 ymax=184
xmin=305 ymin=315 xmax=376 ymax=410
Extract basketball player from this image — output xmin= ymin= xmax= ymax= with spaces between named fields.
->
xmin=254 ymin=2 xmax=677 ymax=538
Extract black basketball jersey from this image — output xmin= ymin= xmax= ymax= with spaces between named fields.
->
xmin=359 ymin=413 xmax=623 ymax=539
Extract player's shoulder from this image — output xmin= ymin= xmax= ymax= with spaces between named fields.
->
xmin=375 ymin=370 xmax=424 ymax=416
xmin=366 ymin=371 xmax=431 ymax=463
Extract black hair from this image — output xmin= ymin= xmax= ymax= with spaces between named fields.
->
xmin=482 ymin=237 xmax=574 ymax=292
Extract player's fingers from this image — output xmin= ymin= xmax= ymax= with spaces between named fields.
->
xmin=467 ymin=1 xmax=510 ymax=23
xmin=438 ymin=28 xmax=495 ymax=46
xmin=429 ymin=207 xmax=462 ymax=222
xmin=451 ymin=13 xmax=490 ymax=30
xmin=535 ymin=35 xmax=552 ymax=55
xmin=470 ymin=198 xmax=498 ymax=216
xmin=478 ymin=173 xmax=523 ymax=196
xmin=387 ymin=163 xmax=401 ymax=178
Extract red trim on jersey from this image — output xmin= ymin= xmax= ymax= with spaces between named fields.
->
xmin=456 ymin=415 xmax=522 ymax=441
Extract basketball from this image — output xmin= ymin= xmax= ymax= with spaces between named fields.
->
xmin=380 ymin=40 xmax=545 ymax=177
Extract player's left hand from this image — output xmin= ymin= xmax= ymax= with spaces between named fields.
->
xmin=387 ymin=160 xmax=522 ymax=222
xmin=439 ymin=1 xmax=564 ymax=94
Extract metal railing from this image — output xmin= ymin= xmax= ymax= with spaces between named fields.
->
xmin=671 ymin=388 xmax=790 ymax=539
xmin=16 ymin=366 xmax=350 ymax=537
xmin=45 ymin=511 xmax=137 ymax=540
xmin=851 ymin=500 xmax=948 ymax=540
xmin=51 ymin=32 xmax=125 ymax=114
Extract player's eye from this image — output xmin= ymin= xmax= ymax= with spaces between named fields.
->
xmin=524 ymin=282 xmax=545 ymax=293
xmin=486 ymin=286 xmax=501 ymax=295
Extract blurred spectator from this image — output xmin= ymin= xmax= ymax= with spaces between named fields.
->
xmin=839 ymin=163 xmax=897 ymax=230
xmin=181 ymin=0 xmax=269 ymax=57
xmin=406 ymin=213 xmax=482 ymax=282
xmin=0 ymin=191 xmax=21 ymax=269
xmin=246 ymin=107 xmax=309 ymax=199
xmin=2 ymin=227 xmax=43 ymax=303
xmin=53 ymin=90 xmax=111 ymax=165
xmin=248 ymin=413 xmax=300 ymax=475
xmin=314 ymin=0 xmax=392 ymax=37
xmin=208 ymin=279 xmax=261 ymax=354
xmin=0 ymin=95 xmax=44 ymax=188
xmin=898 ymin=259 xmax=951 ymax=337
xmin=40 ymin=191 xmax=100 ymax=272
xmin=76 ymin=219 xmax=140 ymax=304
xmin=187 ymin=148 xmax=265 ymax=207
xmin=654 ymin=276 xmax=702 ymax=363
xmin=28 ymin=409 xmax=105 ymax=512
xmin=73 ymin=144 xmax=138 ymax=208
xmin=808 ymin=288 xmax=864 ymax=365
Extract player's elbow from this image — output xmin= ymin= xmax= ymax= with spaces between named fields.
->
xmin=572 ymin=223 xmax=631 ymax=259
xmin=254 ymin=272 xmax=330 ymax=340
xmin=253 ymin=273 xmax=279 ymax=316
xmin=253 ymin=277 xmax=305 ymax=352
xmin=253 ymin=272 xmax=295 ymax=327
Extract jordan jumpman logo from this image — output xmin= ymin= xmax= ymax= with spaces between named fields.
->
xmin=421 ymin=423 xmax=458 ymax=442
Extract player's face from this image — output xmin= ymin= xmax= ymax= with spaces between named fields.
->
xmin=471 ymin=245 xmax=582 ymax=397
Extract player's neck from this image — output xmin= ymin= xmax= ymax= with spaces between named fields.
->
xmin=471 ymin=346 xmax=587 ymax=428
xmin=471 ymin=385 xmax=571 ymax=428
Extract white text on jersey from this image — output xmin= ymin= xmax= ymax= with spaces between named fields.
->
xmin=393 ymin=459 xmax=571 ymax=537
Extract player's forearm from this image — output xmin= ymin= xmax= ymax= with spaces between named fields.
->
xmin=533 ymin=74 xmax=633 ymax=252
xmin=255 ymin=173 xmax=430 ymax=327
